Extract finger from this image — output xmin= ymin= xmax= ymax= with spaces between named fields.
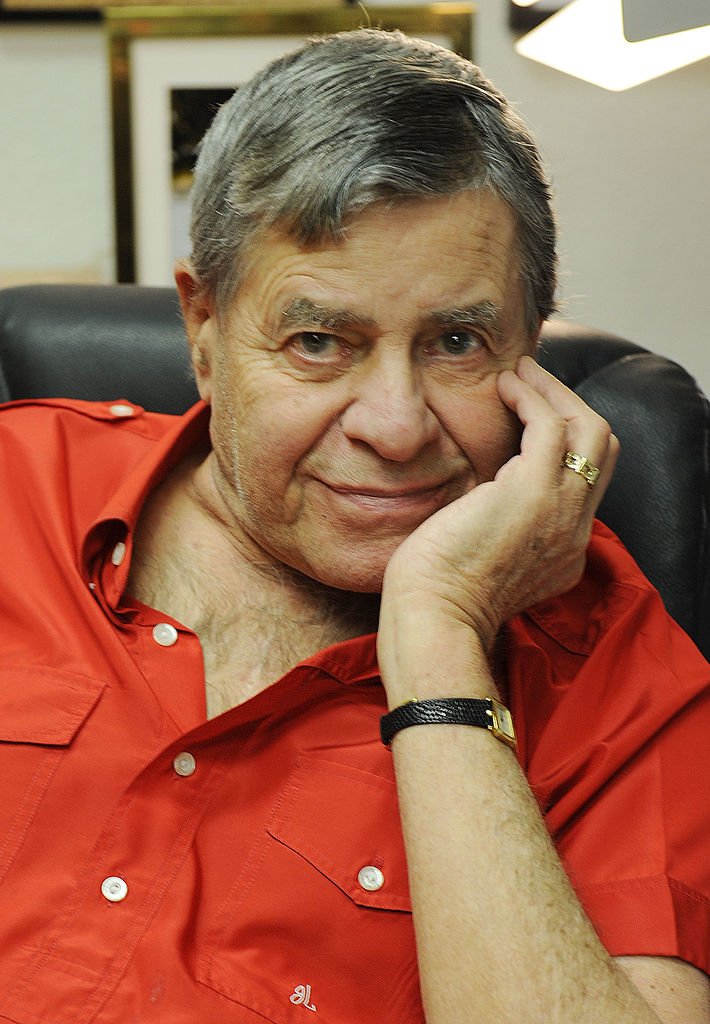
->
xmin=497 ymin=359 xmax=617 ymax=514
xmin=515 ymin=356 xmax=612 ymax=451
xmin=560 ymin=436 xmax=619 ymax=517
xmin=567 ymin=430 xmax=620 ymax=516
xmin=495 ymin=364 xmax=580 ymax=471
xmin=522 ymin=357 xmax=618 ymax=514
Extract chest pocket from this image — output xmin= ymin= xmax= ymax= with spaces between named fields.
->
xmin=0 ymin=666 xmax=105 ymax=884
xmin=197 ymin=755 xmax=424 ymax=1024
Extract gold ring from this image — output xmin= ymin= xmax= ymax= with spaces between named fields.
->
xmin=562 ymin=451 xmax=600 ymax=489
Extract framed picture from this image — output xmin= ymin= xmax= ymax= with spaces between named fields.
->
xmin=107 ymin=3 xmax=475 ymax=284
xmin=1 ymin=0 xmax=339 ymax=22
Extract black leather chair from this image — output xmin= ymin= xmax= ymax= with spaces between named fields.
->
xmin=1 ymin=283 xmax=709 ymax=658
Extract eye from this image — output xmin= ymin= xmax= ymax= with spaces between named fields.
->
xmin=285 ymin=331 xmax=352 ymax=371
xmin=429 ymin=331 xmax=484 ymax=358
xmin=297 ymin=332 xmax=338 ymax=356
xmin=289 ymin=332 xmax=342 ymax=359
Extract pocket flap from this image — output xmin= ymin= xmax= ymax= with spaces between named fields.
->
xmin=0 ymin=667 xmax=106 ymax=745
xmin=268 ymin=755 xmax=412 ymax=912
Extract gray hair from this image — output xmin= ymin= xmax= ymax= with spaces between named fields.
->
xmin=190 ymin=28 xmax=557 ymax=334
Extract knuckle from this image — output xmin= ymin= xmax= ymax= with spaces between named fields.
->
xmin=547 ymin=414 xmax=568 ymax=439
xmin=597 ymin=415 xmax=613 ymax=440
xmin=586 ymin=408 xmax=612 ymax=439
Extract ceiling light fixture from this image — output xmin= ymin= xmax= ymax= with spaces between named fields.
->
xmin=513 ymin=0 xmax=710 ymax=91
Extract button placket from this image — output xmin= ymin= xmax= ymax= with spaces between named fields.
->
xmin=3 ymin=702 xmax=234 ymax=1019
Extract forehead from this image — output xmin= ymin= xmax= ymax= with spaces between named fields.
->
xmin=233 ymin=191 xmax=525 ymax=330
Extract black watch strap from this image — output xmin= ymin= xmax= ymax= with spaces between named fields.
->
xmin=380 ymin=697 xmax=516 ymax=748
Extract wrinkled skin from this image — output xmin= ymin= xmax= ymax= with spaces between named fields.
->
xmin=178 ymin=190 xmax=615 ymax=620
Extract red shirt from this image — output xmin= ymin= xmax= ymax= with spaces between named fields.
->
xmin=0 ymin=398 xmax=708 ymax=1023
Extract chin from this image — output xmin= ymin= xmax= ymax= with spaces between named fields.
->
xmin=313 ymin=564 xmax=386 ymax=595
xmin=294 ymin=552 xmax=388 ymax=595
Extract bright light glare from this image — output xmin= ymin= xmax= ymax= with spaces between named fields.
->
xmin=512 ymin=1 xmax=543 ymax=7
xmin=516 ymin=0 xmax=710 ymax=90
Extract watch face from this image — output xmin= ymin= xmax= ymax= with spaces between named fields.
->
xmin=489 ymin=698 xmax=517 ymax=748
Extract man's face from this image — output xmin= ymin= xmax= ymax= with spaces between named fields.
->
xmin=185 ymin=191 xmax=536 ymax=592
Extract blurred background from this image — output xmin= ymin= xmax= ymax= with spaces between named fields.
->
xmin=1 ymin=0 xmax=709 ymax=391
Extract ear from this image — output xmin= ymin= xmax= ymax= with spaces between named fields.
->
xmin=175 ymin=259 xmax=218 ymax=403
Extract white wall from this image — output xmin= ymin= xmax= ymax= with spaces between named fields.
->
xmin=472 ymin=2 xmax=710 ymax=395
xmin=0 ymin=23 xmax=114 ymax=285
xmin=1 ymin=2 xmax=709 ymax=389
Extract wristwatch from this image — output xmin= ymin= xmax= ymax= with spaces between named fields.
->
xmin=380 ymin=696 xmax=516 ymax=748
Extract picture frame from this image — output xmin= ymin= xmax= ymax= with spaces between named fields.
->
xmin=107 ymin=3 xmax=475 ymax=284
xmin=3 ymin=0 xmax=337 ymax=15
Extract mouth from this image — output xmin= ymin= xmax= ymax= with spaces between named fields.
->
xmin=315 ymin=479 xmax=460 ymax=524
xmin=329 ymin=481 xmax=448 ymax=497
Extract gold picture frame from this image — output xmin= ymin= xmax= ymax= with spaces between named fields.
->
xmin=6 ymin=0 xmax=340 ymax=13
xmin=107 ymin=3 xmax=475 ymax=283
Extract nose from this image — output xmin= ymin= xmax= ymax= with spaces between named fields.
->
xmin=339 ymin=353 xmax=439 ymax=462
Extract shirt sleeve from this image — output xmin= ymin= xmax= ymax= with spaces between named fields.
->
xmin=507 ymin=523 xmax=710 ymax=974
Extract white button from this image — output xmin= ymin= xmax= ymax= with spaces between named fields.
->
xmin=173 ymin=752 xmax=196 ymax=777
xmin=109 ymin=403 xmax=135 ymax=418
xmin=101 ymin=876 xmax=128 ymax=902
xmin=357 ymin=865 xmax=384 ymax=892
xmin=152 ymin=622 xmax=178 ymax=647
xmin=111 ymin=541 xmax=127 ymax=566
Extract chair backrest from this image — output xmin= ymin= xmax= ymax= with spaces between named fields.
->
xmin=0 ymin=284 xmax=197 ymax=414
xmin=1 ymin=283 xmax=708 ymax=658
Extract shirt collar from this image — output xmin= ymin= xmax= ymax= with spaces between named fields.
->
xmin=78 ymin=400 xmax=381 ymax=688
xmin=80 ymin=401 xmax=210 ymax=602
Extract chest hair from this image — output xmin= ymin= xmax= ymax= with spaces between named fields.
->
xmin=131 ymin=543 xmax=379 ymax=717
xmin=127 ymin=452 xmax=379 ymax=716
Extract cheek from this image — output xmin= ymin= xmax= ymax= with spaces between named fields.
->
xmin=442 ymin=381 xmax=521 ymax=479
xmin=215 ymin=379 xmax=340 ymax=493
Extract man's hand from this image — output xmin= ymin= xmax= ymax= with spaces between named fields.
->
xmin=372 ymin=359 xmax=705 ymax=1024
xmin=380 ymin=356 xmax=619 ymax=658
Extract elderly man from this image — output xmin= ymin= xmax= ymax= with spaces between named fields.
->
xmin=0 ymin=28 xmax=708 ymax=1024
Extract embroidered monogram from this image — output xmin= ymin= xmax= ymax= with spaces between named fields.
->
xmin=290 ymin=984 xmax=317 ymax=1012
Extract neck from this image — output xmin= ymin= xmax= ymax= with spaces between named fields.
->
xmin=128 ymin=452 xmax=380 ymax=715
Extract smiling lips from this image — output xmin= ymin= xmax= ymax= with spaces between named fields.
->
xmin=328 ymin=482 xmax=447 ymax=499
xmin=317 ymin=478 xmax=461 ymax=522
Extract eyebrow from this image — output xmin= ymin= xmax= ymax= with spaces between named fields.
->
xmin=279 ymin=298 xmax=376 ymax=332
xmin=278 ymin=297 xmax=506 ymax=342
xmin=429 ymin=301 xmax=505 ymax=341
